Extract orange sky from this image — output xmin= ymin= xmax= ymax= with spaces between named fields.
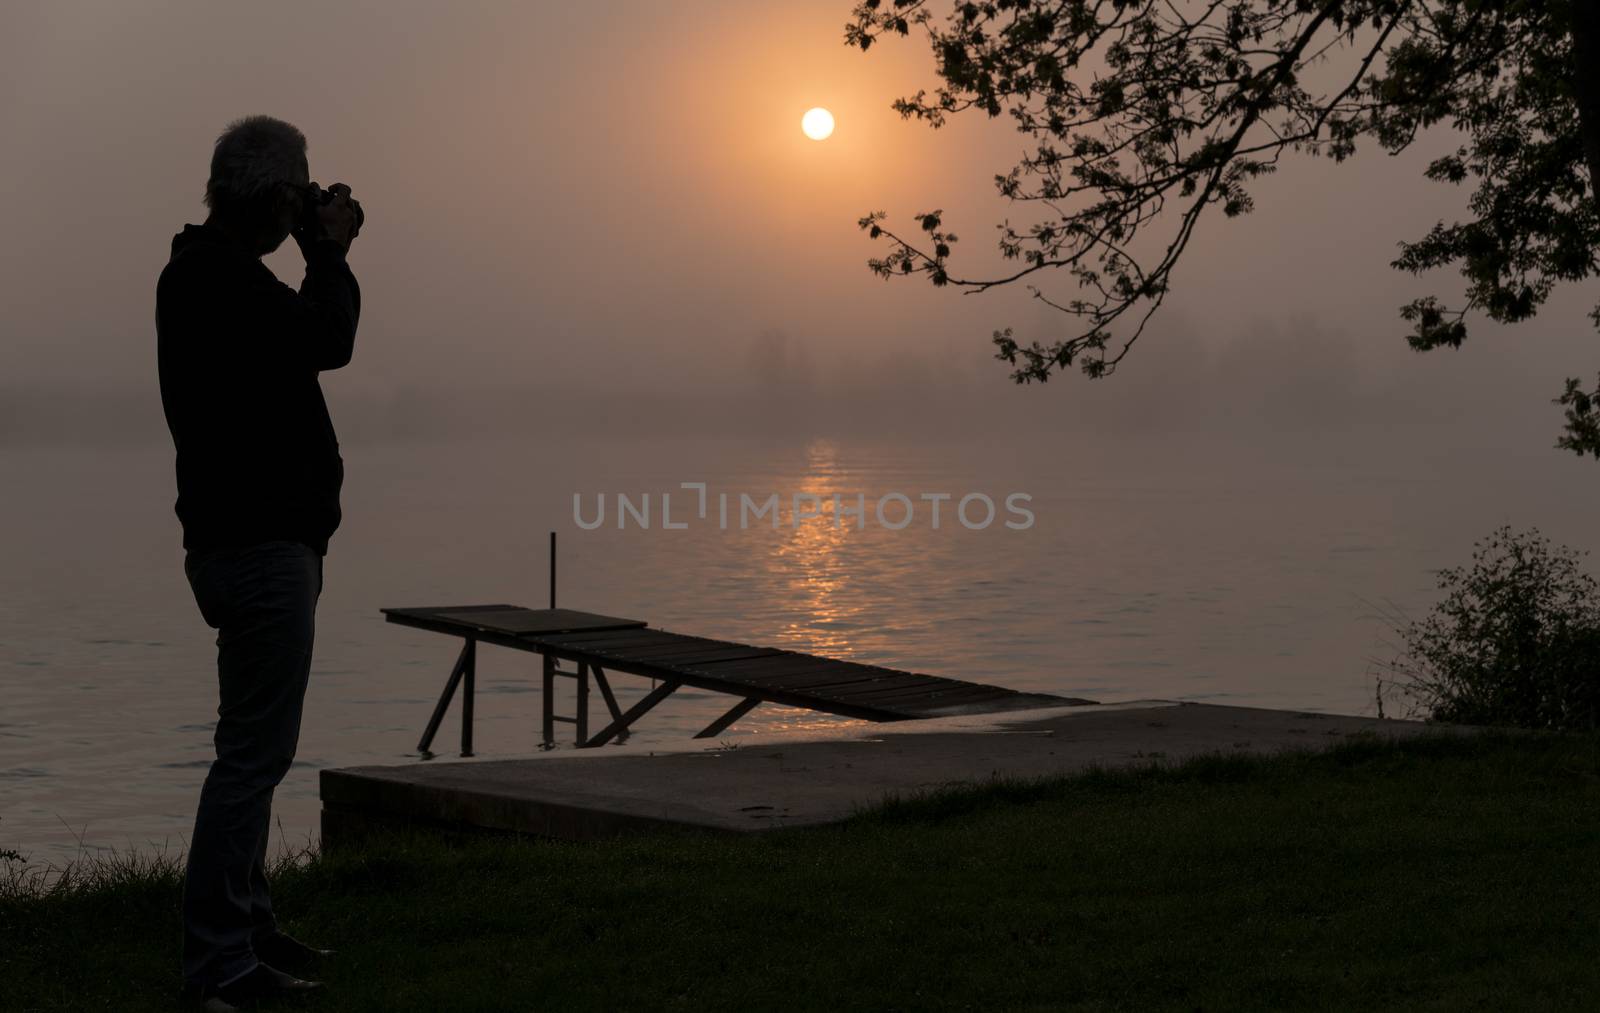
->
xmin=3 ymin=0 xmax=1598 ymax=449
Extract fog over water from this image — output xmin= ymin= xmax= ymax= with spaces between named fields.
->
xmin=3 ymin=2 xmax=1599 ymax=864
xmin=4 ymin=1 xmax=1598 ymax=448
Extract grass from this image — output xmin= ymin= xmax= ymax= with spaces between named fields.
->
xmin=4 ymin=730 xmax=1599 ymax=1012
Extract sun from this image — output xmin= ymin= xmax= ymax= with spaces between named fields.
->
xmin=801 ymin=107 xmax=835 ymax=141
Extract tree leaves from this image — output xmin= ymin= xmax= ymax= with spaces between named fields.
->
xmin=1556 ymin=374 xmax=1600 ymax=459
xmin=845 ymin=0 xmax=1600 ymax=455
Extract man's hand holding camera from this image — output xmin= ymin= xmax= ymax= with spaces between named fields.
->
xmin=294 ymin=182 xmax=363 ymax=255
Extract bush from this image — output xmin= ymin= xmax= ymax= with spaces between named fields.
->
xmin=1384 ymin=525 xmax=1600 ymax=730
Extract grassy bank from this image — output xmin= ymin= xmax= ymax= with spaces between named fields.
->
xmin=4 ymin=731 xmax=1599 ymax=1012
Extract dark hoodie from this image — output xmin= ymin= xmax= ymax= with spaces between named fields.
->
xmin=156 ymin=224 xmax=360 ymax=557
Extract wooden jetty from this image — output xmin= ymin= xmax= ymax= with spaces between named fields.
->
xmin=384 ymin=604 xmax=1087 ymax=755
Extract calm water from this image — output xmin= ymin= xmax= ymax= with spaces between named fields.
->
xmin=4 ymin=431 xmax=1597 ymax=866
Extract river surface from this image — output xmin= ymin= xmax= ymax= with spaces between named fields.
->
xmin=4 ymin=431 xmax=1596 ymax=866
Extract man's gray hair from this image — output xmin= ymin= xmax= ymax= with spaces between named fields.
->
xmin=204 ymin=115 xmax=309 ymax=218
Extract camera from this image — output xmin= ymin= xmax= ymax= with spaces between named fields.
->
xmin=297 ymin=181 xmax=364 ymax=236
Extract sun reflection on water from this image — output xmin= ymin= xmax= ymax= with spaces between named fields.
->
xmin=768 ymin=438 xmax=870 ymax=659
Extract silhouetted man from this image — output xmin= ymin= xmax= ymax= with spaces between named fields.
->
xmin=156 ymin=114 xmax=362 ymax=1012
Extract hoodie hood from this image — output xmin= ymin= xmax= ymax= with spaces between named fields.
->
xmin=170 ymin=222 xmax=227 ymax=261
xmin=169 ymin=221 xmax=267 ymax=266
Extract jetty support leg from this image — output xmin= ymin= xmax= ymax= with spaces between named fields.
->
xmin=418 ymin=638 xmax=474 ymax=756
xmin=459 ymin=638 xmax=476 ymax=757
xmin=589 ymin=665 xmax=629 ymax=744
xmin=541 ymin=653 xmax=555 ymax=748
xmin=695 ymin=697 xmax=760 ymax=739
xmin=576 ymin=661 xmax=590 ymax=745
xmin=584 ymin=680 xmax=682 ymax=747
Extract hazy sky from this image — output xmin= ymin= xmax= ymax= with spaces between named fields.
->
xmin=3 ymin=0 xmax=1599 ymax=450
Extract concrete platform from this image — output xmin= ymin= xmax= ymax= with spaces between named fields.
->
xmin=319 ymin=702 xmax=1460 ymax=846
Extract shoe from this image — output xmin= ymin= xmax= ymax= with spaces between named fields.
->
xmin=180 ymin=961 xmax=323 ymax=1011
xmin=253 ymin=930 xmax=336 ymax=975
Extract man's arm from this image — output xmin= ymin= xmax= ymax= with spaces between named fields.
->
xmin=263 ymin=185 xmax=364 ymax=372
xmin=292 ymin=238 xmax=361 ymax=371
xmin=237 ymin=239 xmax=360 ymax=373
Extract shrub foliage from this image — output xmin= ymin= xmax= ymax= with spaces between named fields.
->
xmin=1389 ymin=526 xmax=1600 ymax=730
